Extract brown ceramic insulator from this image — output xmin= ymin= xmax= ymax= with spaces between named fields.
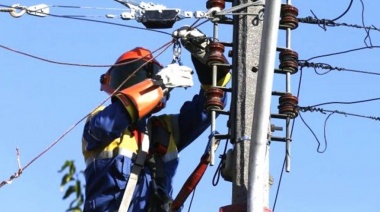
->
xmin=206 ymin=0 xmax=226 ymax=10
xmin=280 ymin=4 xmax=299 ymax=30
xmin=207 ymin=42 xmax=225 ymax=66
xmin=205 ymin=87 xmax=224 ymax=111
xmin=278 ymin=93 xmax=299 ymax=119
xmin=279 ymin=49 xmax=299 ymax=74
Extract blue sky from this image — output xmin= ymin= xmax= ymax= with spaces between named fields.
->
xmin=1 ymin=1 xmax=380 ymax=212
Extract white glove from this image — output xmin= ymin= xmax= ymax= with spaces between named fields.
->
xmin=173 ymin=26 xmax=210 ymax=64
xmin=156 ymin=63 xmax=194 ymax=88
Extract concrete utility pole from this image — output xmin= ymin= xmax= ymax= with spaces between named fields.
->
xmin=228 ymin=0 xmax=281 ymax=211
xmin=230 ymin=0 xmax=265 ymax=209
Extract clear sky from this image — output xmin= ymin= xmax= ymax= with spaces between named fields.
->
xmin=1 ymin=1 xmax=380 ymax=212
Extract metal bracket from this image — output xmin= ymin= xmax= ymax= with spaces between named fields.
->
xmin=27 ymin=4 xmax=49 ymax=17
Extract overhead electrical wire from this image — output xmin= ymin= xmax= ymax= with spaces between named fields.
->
xmin=298 ymin=61 xmax=380 ymax=76
xmin=0 ymin=40 xmax=175 ymax=189
xmin=0 ymin=3 xmax=220 ymax=208
xmin=3 ymin=0 xmax=380 ymax=210
xmin=272 ymin=0 xmax=369 ymax=209
xmin=0 ymin=3 xmax=172 ymax=35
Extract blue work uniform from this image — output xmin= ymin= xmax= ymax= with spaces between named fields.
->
xmin=82 ymin=88 xmax=227 ymax=212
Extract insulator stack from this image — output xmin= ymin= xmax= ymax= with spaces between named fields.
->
xmin=206 ymin=0 xmax=226 ymax=10
xmin=279 ymin=49 xmax=298 ymax=74
xmin=207 ymin=42 xmax=226 ymax=66
xmin=205 ymin=87 xmax=225 ymax=111
xmin=280 ymin=4 xmax=299 ymax=30
xmin=278 ymin=93 xmax=299 ymax=119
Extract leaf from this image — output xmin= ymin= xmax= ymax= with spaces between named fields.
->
xmin=69 ymin=162 xmax=76 ymax=175
xmin=60 ymin=173 xmax=74 ymax=190
xmin=75 ymin=180 xmax=81 ymax=197
xmin=66 ymin=206 xmax=82 ymax=212
xmin=58 ymin=160 xmax=74 ymax=173
xmin=60 ymin=160 xmax=84 ymax=211
xmin=63 ymin=185 xmax=76 ymax=200
xmin=68 ymin=193 xmax=84 ymax=211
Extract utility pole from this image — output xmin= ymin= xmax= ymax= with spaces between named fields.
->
xmin=223 ymin=0 xmax=281 ymax=211
xmin=229 ymin=0 xmax=265 ymax=210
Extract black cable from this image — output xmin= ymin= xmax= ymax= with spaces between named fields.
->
xmin=306 ymin=46 xmax=380 ymax=62
xmin=298 ymin=113 xmax=326 ymax=153
xmin=46 ymin=13 xmax=172 ymax=36
xmin=0 ymin=39 xmax=173 ymax=67
xmin=299 ymin=103 xmax=380 ymax=154
xmin=342 ymin=68 xmax=380 ymax=76
xmin=309 ymin=0 xmax=352 ymax=30
xmin=187 ymin=187 xmax=196 ymax=212
xmin=0 ymin=4 xmax=172 ymax=36
xmin=313 ymin=66 xmax=333 ymax=75
xmin=272 ymin=158 xmax=285 ymax=212
xmin=298 ymin=16 xmax=380 ymax=32
xmin=360 ymin=0 xmax=372 ymax=47
xmin=331 ymin=0 xmax=353 ymax=21
xmin=323 ymin=113 xmax=334 ymax=153
xmin=299 ymin=61 xmax=380 ymax=76
xmin=212 ymin=160 xmax=223 ymax=186
xmin=310 ymin=97 xmax=380 ymax=107
xmin=212 ymin=138 xmax=229 ymax=186
xmin=300 ymin=106 xmax=380 ymax=121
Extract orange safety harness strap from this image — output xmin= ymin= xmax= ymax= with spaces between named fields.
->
xmin=170 ymin=153 xmax=210 ymax=211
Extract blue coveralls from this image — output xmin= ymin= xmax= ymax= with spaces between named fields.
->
xmin=82 ymin=87 xmax=227 ymax=211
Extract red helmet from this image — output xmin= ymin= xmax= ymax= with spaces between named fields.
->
xmin=100 ymin=47 xmax=163 ymax=94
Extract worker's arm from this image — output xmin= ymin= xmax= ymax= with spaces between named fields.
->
xmin=83 ymin=64 xmax=193 ymax=151
xmin=174 ymin=26 xmax=231 ymax=151
xmin=176 ymin=73 xmax=230 ymax=152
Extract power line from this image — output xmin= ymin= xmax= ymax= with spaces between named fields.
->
xmin=299 ymin=61 xmax=380 ymax=76
xmin=309 ymin=97 xmax=380 ymax=107
xmin=304 ymin=46 xmax=380 ymax=62
xmin=0 ymin=41 xmax=174 ymax=189
xmin=309 ymin=0 xmax=353 ymax=23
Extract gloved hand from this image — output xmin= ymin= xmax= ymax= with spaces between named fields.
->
xmin=173 ymin=26 xmax=231 ymax=87
xmin=173 ymin=26 xmax=209 ymax=64
xmin=156 ymin=63 xmax=194 ymax=88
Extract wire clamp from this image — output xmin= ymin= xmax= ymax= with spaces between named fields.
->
xmin=27 ymin=4 xmax=50 ymax=17
xmin=172 ymin=40 xmax=182 ymax=65
xmin=9 ymin=4 xmax=26 ymax=18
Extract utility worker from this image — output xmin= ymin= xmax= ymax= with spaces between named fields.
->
xmin=82 ymin=27 xmax=231 ymax=212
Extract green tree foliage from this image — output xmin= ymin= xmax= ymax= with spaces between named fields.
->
xmin=59 ymin=160 xmax=85 ymax=212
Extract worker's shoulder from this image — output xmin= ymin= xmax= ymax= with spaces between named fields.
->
xmin=86 ymin=106 xmax=106 ymax=121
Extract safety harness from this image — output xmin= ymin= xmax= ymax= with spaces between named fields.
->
xmin=118 ymin=130 xmax=150 ymax=212
xmin=117 ymin=122 xmax=216 ymax=212
xmin=118 ymin=120 xmax=173 ymax=212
